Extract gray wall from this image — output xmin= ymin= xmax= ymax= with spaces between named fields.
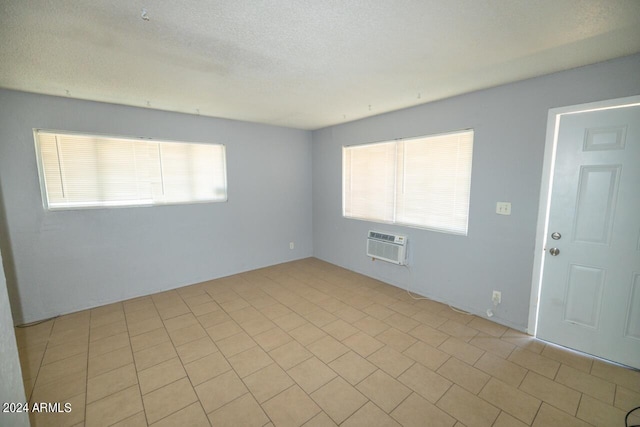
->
xmin=0 ymin=89 xmax=313 ymax=324
xmin=2 ymin=54 xmax=640 ymax=330
xmin=312 ymin=54 xmax=640 ymax=331
xmin=0 ymin=246 xmax=29 ymax=427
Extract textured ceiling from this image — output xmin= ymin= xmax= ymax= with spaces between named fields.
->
xmin=1 ymin=1 xmax=639 ymax=130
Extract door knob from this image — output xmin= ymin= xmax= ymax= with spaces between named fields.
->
xmin=549 ymin=248 xmax=560 ymax=256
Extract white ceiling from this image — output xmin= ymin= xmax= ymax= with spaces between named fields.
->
xmin=1 ymin=1 xmax=639 ymax=130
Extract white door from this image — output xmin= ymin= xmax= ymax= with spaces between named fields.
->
xmin=536 ymin=102 xmax=640 ymax=369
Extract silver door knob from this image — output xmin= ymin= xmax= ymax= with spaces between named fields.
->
xmin=551 ymin=232 xmax=561 ymax=240
xmin=549 ymin=248 xmax=560 ymax=256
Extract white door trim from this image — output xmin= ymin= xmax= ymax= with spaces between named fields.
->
xmin=527 ymin=94 xmax=640 ymax=336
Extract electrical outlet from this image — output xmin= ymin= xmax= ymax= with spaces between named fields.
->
xmin=289 ymin=242 xmax=294 ymax=250
xmin=496 ymin=202 xmax=511 ymax=215
xmin=492 ymin=291 xmax=501 ymax=304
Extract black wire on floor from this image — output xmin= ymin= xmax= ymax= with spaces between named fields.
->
xmin=627 ymin=406 xmax=640 ymax=427
xmin=15 ymin=315 xmax=59 ymax=328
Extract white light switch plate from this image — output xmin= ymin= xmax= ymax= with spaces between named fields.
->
xmin=496 ymin=202 xmax=511 ymax=215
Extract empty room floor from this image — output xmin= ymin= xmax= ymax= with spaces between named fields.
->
xmin=14 ymin=258 xmax=640 ymax=427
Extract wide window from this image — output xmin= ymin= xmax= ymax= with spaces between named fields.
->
xmin=34 ymin=130 xmax=227 ymax=209
xmin=343 ymin=129 xmax=473 ymax=235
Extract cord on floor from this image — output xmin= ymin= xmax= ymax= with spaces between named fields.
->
xmin=402 ymin=264 xmax=473 ymax=315
xmin=626 ymin=406 xmax=640 ymax=427
xmin=15 ymin=315 xmax=59 ymax=328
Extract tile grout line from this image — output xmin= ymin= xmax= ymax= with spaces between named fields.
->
xmin=25 ymin=319 xmax=55 ymax=403
xmin=153 ymin=290 xmax=213 ymax=426
xmin=17 ymin=259 xmax=636 ymax=427
xmin=83 ymin=312 xmax=95 ymax=426
xmin=130 ymin=297 xmax=158 ymax=427
xmin=173 ymin=296 xmax=220 ymax=427
xmin=26 ymin=319 xmax=57 ymax=426
xmin=182 ymin=285 xmax=287 ymax=425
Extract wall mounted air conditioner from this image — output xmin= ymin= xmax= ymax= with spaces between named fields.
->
xmin=367 ymin=231 xmax=407 ymax=265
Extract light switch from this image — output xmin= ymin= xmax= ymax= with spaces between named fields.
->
xmin=496 ymin=202 xmax=511 ymax=215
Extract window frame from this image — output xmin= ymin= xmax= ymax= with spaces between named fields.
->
xmin=33 ymin=129 xmax=228 ymax=211
xmin=342 ymin=129 xmax=474 ymax=236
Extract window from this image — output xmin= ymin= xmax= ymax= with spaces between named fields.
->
xmin=343 ymin=129 xmax=473 ymax=235
xmin=34 ymin=130 xmax=227 ymax=209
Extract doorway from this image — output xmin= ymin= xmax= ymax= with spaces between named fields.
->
xmin=529 ymin=95 xmax=640 ymax=369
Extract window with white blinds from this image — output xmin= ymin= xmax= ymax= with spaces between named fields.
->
xmin=343 ymin=130 xmax=473 ymax=235
xmin=34 ymin=130 xmax=227 ymax=209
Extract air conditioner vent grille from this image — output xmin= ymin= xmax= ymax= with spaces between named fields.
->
xmin=367 ymin=230 xmax=407 ymax=265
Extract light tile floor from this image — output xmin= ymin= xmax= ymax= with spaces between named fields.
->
xmin=14 ymin=258 xmax=640 ymax=426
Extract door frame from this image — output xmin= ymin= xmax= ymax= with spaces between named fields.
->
xmin=527 ymin=94 xmax=640 ymax=336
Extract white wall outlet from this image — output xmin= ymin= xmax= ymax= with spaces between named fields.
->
xmin=492 ymin=290 xmax=501 ymax=304
xmin=496 ymin=202 xmax=511 ymax=215
xmin=289 ymin=242 xmax=294 ymax=250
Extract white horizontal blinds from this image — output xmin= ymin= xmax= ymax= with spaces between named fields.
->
xmin=37 ymin=132 xmax=65 ymax=203
xmin=37 ymin=132 xmax=159 ymax=207
xmin=396 ymin=131 xmax=473 ymax=234
xmin=343 ymin=142 xmax=396 ymax=222
xmin=68 ymin=136 xmax=158 ymax=206
xmin=342 ymin=129 xmax=473 ymax=235
xmin=136 ymin=143 xmax=163 ymax=202
xmin=158 ymin=142 xmax=227 ymax=203
xmin=35 ymin=130 xmax=227 ymax=209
